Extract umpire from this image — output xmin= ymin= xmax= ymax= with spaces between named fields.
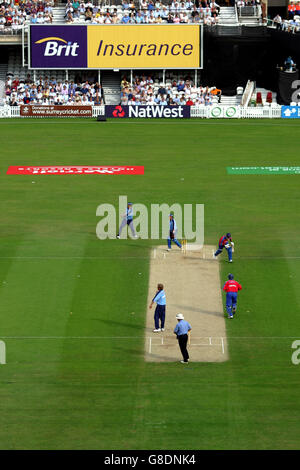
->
xmin=174 ymin=313 xmax=191 ymax=363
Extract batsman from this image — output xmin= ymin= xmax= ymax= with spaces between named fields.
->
xmin=214 ymin=232 xmax=234 ymax=262
xmin=223 ymin=274 xmax=242 ymax=319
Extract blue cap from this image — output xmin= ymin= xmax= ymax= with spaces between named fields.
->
xmin=226 ymin=233 xmax=231 ymax=238
xmin=128 ymin=202 xmax=133 ymax=206
xmin=228 ymin=274 xmax=234 ymax=280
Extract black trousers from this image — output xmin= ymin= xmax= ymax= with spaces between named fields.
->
xmin=177 ymin=334 xmax=189 ymax=362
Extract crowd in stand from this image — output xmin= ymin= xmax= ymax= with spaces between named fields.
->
xmin=4 ymin=74 xmax=104 ymax=106
xmin=271 ymin=2 xmax=300 ymax=33
xmin=273 ymin=9 xmax=300 ymax=33
xmin=65 ymin=1 xmax=221 ymax=25
xmin=0 ymin=1 xmax=53 ymax=33
xmin=120 ymin=74 xmax=221 ymax=106
xmin=3 ymin=71 xmax=221 ymax=107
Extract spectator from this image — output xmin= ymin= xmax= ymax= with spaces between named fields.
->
xmin=273 ymin=13 xmax=282 ymax=29
xmin=85 ymin=8 xmax=93 ymax=21
xmin=73 ymin=1 xmax=80 ymax=18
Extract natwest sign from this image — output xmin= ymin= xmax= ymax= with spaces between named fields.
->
xmin=105 ymin=105 xmax=191 ymax=119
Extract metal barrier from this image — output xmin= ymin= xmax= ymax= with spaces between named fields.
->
xmin=0 ymin=105 xmax=282 ymax=119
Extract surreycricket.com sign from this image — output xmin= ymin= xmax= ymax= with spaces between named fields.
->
xmin=106 ymin=105 xmax=191 ymax=119
xmin=20 ymin=105 xmax=92 ymax=117
xmin=29 ymin=24 xmax=202 ymax=69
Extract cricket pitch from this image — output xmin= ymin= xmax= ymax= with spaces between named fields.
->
xmin=145 ymin=245 xmax=228 ymax=362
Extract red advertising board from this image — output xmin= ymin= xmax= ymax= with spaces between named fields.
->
xmin=7 ymin=166 xmax=144 ymax=175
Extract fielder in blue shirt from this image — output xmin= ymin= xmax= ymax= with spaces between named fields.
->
xmin=167 ymin=214 xmax=182 ymax=251
xmin=149 ymin=283 xmax=166 ymax=332
xmin=174 ymin=313 xmax=191 ymax=363
xmin=117 ymin=202 xmax=137 ymax=239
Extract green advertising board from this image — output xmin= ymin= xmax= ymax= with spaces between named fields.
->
xmin=227 ymin=166 xmax=300 ymax=175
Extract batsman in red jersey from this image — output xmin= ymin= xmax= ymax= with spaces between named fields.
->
xmin=214 ymin=232 xmax=234 ymax=262
xmin=223 ymin=274 xmax=242 ymax=319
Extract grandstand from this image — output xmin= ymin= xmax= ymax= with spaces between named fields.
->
xmin=0 ymin=1 xmax=298 ymax=115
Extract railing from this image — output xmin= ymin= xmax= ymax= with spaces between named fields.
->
xmin=0 ymin=26 xmax=25 ymax=36
xmin=0 ymin=105 xmax=282 ymax=119
xmin=234 ymin=3 xmax=239 ymax=24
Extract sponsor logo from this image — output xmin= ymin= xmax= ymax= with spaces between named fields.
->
xmin=227 ymin=166 xmax=300 ymax=175
xmin=210 ymin=106 xmax=222 ymax=118
xmin=7 ymin=166 xmax=144 ymax=175
xmin=96 ymin=39 xmax=193 ymax=58
xmin=281 ymin=106 xmax=300 ymax=118
xmin=225 ymin=106 xmax=237 ymax=118
xmin=30 ymin=26 xmax=87 ymax=68
xmin=128 ymin=105 xmax=185 ymax=118
xmin=210 ymin=106 xmax=238 ymax=118
xmin=20 ymin=105 xmax=92 ymax=117
xmin=87 ymin=24 xmax=201 ymax=69
xmin=30 ymin=25 xmax=201 ymax=70
xmin=35 ymin=37 xmax=80 ymax=57
xmin=112 ymin=106 xmax=126 ymax=118
xmin=106 ymin=105 xmax=190 ymax=119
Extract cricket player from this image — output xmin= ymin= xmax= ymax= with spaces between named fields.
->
xmin=174 ymin=313 xmax=191 ymax=363
xmin=149 ymin=283 xmax=166 ymax=332
xmin=223 ymin=274 xmax=242 ymax=319
xmin=117 ymin=202 xmax=137 ymax=238
xmin=214 ymin=232 xmax=234 ymax=262
xmin=167 ymin=214 xmax=182 ymax=251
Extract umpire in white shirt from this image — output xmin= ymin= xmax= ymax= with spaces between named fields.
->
xmin=174 ymin=313 xmax=191 ymax=363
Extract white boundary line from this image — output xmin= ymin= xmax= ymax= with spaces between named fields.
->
xmin=0 ymin=335 xmax=299 ymax=340
xmin=0 ymin=256 xmax=300 ymax=260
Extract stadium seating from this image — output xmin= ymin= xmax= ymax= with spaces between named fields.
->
xmin=119 ymin=73 xmax=221 ymax=106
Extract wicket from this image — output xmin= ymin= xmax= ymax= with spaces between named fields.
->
xmin=182 ymin=239 xmax=187 ymax=255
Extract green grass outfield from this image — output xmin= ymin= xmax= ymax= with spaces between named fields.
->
xmin=0 ymin=118 xmax=300 ymax=450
